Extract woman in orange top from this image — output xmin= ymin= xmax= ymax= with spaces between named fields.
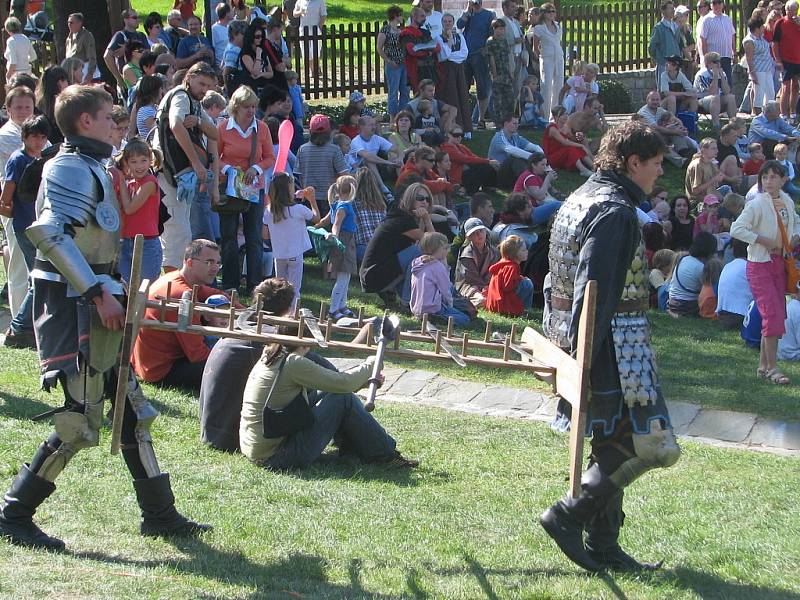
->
xmin=217 ymin=85 xmax=275 ymax=293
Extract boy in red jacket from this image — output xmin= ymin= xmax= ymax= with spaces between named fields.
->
xmin=485 ymin=235 xmax=533 ymax=316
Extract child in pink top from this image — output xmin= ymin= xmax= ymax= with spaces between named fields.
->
xmin=117 ymin=139 xmax=163 ymax=284
xmin=694 ymin=194 xmax=721 ymax=236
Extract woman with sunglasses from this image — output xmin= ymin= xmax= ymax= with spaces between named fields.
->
xmin=360 ymin=182 xmax=436 ymax=308
xmin=237 ymin=23 xmax=274 ymax=97
xmin=532 ymin=3 xmax=564 ymax=119
xmin=441 ymin=127 xmax=499 ymax=193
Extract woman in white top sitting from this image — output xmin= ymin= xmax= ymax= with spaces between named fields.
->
xmin=731 ymin=160 xmax=800 ymax=385
xmin=667 ymin=231 xmax=717 ymax=317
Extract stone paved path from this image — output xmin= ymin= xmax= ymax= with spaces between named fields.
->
xmin=328 ymin=358 xmax=800 ymax=457
xmin=1 ymin=305 xmax=797 ymax=456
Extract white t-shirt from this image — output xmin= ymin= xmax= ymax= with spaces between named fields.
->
xmin=408 ymin=11 xmax=443 ymax=38
xmin=211 ymin=22 xmax=230 ymax=67
xmin=716 ymin=258 xmax=753 ymax=316
xmin=295 ymin=0 xmax=327 ymax=28
xmin=263 ymin=203 xmax=314 ymax=258
xmin=349 ymin=134 xmax=393 ymax=166
xmin=4 ymin=33 xmax=37 ymax=74
xmin=777 ymin=299 xmax=800 ymax=360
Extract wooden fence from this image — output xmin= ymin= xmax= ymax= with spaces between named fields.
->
xmin=25 ymin=0 xmax=751 ymax=100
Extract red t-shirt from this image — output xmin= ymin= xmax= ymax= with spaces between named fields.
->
xmin=513 ymin=169 xmax=544 ymax=194
xmin=174 ymin=0 xmax=196 ymax=21
xmin=122 ymin=173 xmax=160 ymax=238
xmin=773 ymin=17 xmax=800 ymax=64
xmin=131 ymin=270 xmax=221 ymax=382
xmin=742 ymin=158 xmax=764 ymax=176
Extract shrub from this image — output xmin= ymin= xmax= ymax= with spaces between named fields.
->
xmin=598 ymin=79 xmax=631 ymax=114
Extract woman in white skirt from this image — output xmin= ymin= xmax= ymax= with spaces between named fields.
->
xmin=531 ymin=3 xmax=565 ymax=120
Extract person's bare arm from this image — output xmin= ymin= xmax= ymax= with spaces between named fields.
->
xmin=104 ymin=46 xmax=124 ymax=87
xmin=121 ymin=180 xmax=157 ymax=215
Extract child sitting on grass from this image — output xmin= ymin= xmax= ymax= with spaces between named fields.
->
xmin=773 ymin=142 xmax=800 ymax=200
xmin=410 ymin=232 xmax=470 ymax=325
xmin=413 ymin=99 xmax=441 ymax=134
xmin=699 ymin=257 xmax=723 ymax=319
xmin=742 ymin=142 xmax=765 ymax=176
xmin=485 ymin=235 xmax=533 ymax=316
xmin=649 ymin=248 xmax=676 ymax=310
xmin=455 ymin=217 xmax=500 ymax=309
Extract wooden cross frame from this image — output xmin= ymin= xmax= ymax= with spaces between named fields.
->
xmin=111 ymin=235 xmax=598 ymax=497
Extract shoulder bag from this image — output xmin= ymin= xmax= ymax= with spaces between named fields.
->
xmin=774 ymin=202 xmax=800 ymax=293
xmin=213 ymin=122 xmax=259 ymax=215
xmin=261 ymin=353 xmax=316 ymax=439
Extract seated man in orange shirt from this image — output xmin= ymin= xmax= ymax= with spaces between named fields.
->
xmin=132 ymin=239 xmax=224 ymax=391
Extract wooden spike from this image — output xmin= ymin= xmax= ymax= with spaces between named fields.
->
xmin=393 ymin=322 xmax=401 ymax=349
xmin=446 ymin=316 xmax=454 ymax=337
xmin=255 ymin=293 xmax=263 ymax=312
xmin=461 ymin=333 xmax=469 ymax=357
xmin=159 ymin=296 xmax=167 ymax=323
xmin=325 ymin=319 xmax=333 ymax=342
xmin=366 ymin=322 xmax=373 ymax=347
xmin=256 ymin=309 xmax=263 ymax=334
xmin=357 ymin=306 xmax=364 ymax=326
xmin=165 ymin=281 xmax=173 ymax=301
xmin=503 ymin=334 xmax=511 ymax=361
xmin=297 ymin=315 xmax=305 ymax=339
xmin=484 ymin=321 xmax=492 ymax=342
xmin=319 ymin=301 xmax=328 ymax=322
xmin=230 ymin=289 xmax=239 ymax=308
xmin=294 ymin=302 xmax=301 ymax=319
xmin=420 ymin=313 xmax=428 ymax=334
xmin=191 ymin=284 xmax=199 ymax=304
xmin=227 ymin=302 xmax=236 ymax=330
xmin=510 ymin=323 xmax=518 ymax=344
xmin=435 ymin=329 xmax=443 ymax=354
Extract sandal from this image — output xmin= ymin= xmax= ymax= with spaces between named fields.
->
xmin=757 ymin=367 xmax=768 ymax=379
xmin=764 ymin=368 xmax=790 ymax=385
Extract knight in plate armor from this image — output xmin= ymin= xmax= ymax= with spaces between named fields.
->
xmin=540 ymin=121 xmax=681 ymax=573
xmin=0 ymin=86 xmax=210 ymax=551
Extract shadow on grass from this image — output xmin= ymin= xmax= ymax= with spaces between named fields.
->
xmin=287 ymin=452 xmax=441 ymax=487
xmin=74 ymin=544 xmax=401 ymax=599
xmin=659 ymin=566 xmax=800 ymax=600
xmin=0 ymin=391 xmax=56 ymax=421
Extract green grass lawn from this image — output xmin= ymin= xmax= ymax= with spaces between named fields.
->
xmin=0 ymin=345 xmax=799 ymax=599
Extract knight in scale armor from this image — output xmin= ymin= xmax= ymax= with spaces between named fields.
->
xmin=540 ymin=121 xmax=681 ymax=572
xmin=0 ymin=86 xmax=210 ymax=550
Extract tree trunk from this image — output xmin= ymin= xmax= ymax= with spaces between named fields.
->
xmin=53 ymin=0 xmax=123 ymax=84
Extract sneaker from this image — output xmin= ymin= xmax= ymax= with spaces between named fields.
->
xmin=2 ymin=329 xmax=36 ymax=350
xmin=381 ymin=451 xmax=419 ymax=469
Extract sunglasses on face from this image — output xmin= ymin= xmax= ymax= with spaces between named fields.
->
xmin=451 ymin=131 xmax=463 ymax=137
xmin=415 ymin=195 xmax=430 ymax=202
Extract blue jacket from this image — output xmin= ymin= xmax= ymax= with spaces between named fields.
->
xmin=457 ymin=8 xmax=495 ymax=53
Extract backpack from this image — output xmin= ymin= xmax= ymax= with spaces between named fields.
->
xmin=153 ymin=87 xmax=208 ymax=187
xmin=17 ymin=144 xmax=60 ymax=204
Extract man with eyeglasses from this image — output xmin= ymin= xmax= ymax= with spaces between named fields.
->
xmin=697 ymin=0 xmax=735 ymax=84
xmin=104 ymin=9 xmax=149 ymax=94
xmin=64 ymin=13 xmax=98 ymax=85
xmin=132 ymin=240 xmax=228 ymax=391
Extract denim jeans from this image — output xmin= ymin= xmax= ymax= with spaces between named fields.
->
xmin=397 ymin=243 xmax=422 ymax=303
xmin=532 ymin=200 xmax=562 ymax=226
xmin=118 ymin=237 xmax=163 ymax=285
xmin=385 ymin=62 xmax=410 ymax=117
xmin=9 ymin=232 xmax=35 ymax=334
xmin=433 ymin=304 xmax=471 ymax=325
xmin=190 ymin=189 xmax=216 ymax=242
xmin=220 ymin=200 xmax=264 ymax=291
xmin=515 ymin=277 xmax=534 ymax=310
xmin=264 ymin=392 xmax=397 ymax=470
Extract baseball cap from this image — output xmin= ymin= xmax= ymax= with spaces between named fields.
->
xmin=703 ymin=194 xmax=720 ymax=206
xmin=666 ymin=55 xmax=683 ymax=65
xmin=675 ymin=4 xmax=690 ymax=14
xmin=309 ymin=114 xmax=331 ymax=133
xmin=206 ymin=294 xmax=231 ymax=308
xmin=350 ymin=91 xmax=366 ymax=103
xmin=464 ymin=217 xmax=489 ymax=238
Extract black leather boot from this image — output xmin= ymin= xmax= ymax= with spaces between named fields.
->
xmin=585 ymin=490 xmax=663 ymax=572
xmin=0 ymin=464 xmax=64 ymax=551
xmin=133 ymin=473 xmax=212 ymax=538
xmin=539 ymin=464 xmax=617 ymax=573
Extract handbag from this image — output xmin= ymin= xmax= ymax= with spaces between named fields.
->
xmin=775 ymin=204 xmax=800 ymax=293
xmin=261 ymin=354 xmax=316 ymax=439
xmin=213 ymin=121 xmax=259 ymax=215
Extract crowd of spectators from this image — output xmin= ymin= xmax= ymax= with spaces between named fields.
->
xmin=1 ymin=0 xmax=800 ymax=472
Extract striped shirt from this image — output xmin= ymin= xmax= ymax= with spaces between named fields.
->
xmin=742 ymin=32 xmax=774 ymax=74
xmin=698 ymin=13 xmax=735 ymax=58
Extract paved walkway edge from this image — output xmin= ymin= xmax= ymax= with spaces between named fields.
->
xmin=327 ymin=359 xmax=800 ymax=458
